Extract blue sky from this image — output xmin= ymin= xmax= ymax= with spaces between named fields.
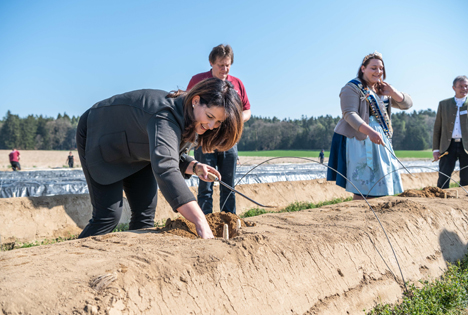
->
xmin=0 ymin=0 xmax=467 ymax=120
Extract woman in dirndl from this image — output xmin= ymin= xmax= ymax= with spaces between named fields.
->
xmin=327 ymin=52 xmax=413 ymax=200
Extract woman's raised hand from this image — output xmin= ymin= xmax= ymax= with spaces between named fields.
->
xmin=380 ymin=81 xmax=404 ymax=102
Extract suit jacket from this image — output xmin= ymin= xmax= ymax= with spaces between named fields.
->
xmin=84 ymin=89 xmax=195 ymax=210
xmin=433 ymin=97 xmax=468 ymax=154
xmin=334 ymin=78 xmax=413 ymax=140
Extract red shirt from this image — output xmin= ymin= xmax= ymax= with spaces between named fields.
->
xmin=9 ymin=150 xmax=20 ymax=162
xmin=186 ymin=70 xmax=251 ymax=111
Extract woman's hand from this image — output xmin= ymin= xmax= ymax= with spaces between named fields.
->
xmin=195 ymin=163 xmax=222 ymax=182
xmin=358 ymin=123 xmax=385 ymax=145
xmin=368 ymin=129 xmax=384 ymax=145
xmin=380 ymin=82 xmax=404 ymax=102
xmin=177 ymin=201 xmax=214 ymax=239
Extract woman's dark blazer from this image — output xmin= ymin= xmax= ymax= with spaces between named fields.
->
xmin=83 ymin=89 xmax=195 ymax=210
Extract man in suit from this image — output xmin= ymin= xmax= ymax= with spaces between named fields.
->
xmin=433 ymin=75 xmax=468 ymax=188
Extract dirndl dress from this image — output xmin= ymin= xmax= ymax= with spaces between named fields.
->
xmin=327 ymin=116 xmax=403 ymax=197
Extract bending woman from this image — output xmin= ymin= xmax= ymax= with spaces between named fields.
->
xmin=327 ymin=52 xmax=413 ymax=199
xmin=77 ymin=78 xmax=243 ymax=239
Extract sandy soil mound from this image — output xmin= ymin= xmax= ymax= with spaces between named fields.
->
xmin=1 ymin=187 xmax=468 ymax=315
xmin=399 ymin=186 xmax=458 ymax=198
xmin=0 ymin=172 xmax=441 ymax=245
xmin=161 ymin=212 xmax=255 ymax=239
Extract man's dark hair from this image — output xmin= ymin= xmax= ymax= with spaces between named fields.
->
xmin=453 ymin=75 xmax=468 ymax=87
xmin=209 ymin=44 xmax=234 ymax=65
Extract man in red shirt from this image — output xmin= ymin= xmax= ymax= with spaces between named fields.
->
xmin=9 ymin=148 xmax=21 ymax=171
xmin=187 ymin=44 xmax=251 ymax=214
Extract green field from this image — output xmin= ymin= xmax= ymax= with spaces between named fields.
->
xmin=237 ymin=150 xmax=433 ymax=159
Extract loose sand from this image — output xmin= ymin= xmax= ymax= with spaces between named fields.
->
xmin=1 ymin=187 xmax=468 ymax=314
xmin=1 ymin=150 xmax=465 ymax=314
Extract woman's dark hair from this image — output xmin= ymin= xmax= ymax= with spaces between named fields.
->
xmin=167 ymin=78 xmax=243 ymax=152
xmin=357 ymin=52 xmax=386 ymax=94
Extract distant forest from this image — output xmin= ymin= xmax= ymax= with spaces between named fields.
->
xmin=239 ymin=109 xmax=437 ymax=151
xmin=0 ymin=111 xmax=80 ymax=150
xmin=0 ymin=109 xmax=436 ymax=151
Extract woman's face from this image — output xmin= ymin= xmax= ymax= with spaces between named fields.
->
xmin=361 ymin=59 xmax=384 ymax=85
xmin=192 ymin=96 xmax=226 ymax=135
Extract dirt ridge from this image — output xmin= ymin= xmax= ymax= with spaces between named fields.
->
xmin=1 ymin=191 xmax=468 ymax=314
xmin=0 ymin=172 xmax=445 ymax=244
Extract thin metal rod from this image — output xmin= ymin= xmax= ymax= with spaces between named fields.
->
xmin=207 ymin=173 xmax=274 ymax=208
xmin=381 ymin=143 xmax=414 ymax=177
xmin=231 ymin=156 xmax=409 ymax=292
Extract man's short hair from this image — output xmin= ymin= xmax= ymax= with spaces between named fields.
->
xmin=209 ymin=44 xmax=234 ymax=65
xmin=453 ymin=75 xmax=468 ymax=87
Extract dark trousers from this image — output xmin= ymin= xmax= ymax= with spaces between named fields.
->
xmin=77 ymin=110 xmax=157 ymax=238
xmin=195 ymin=144 xmax=237 ymax=214
xmin=10 ymin=161 xmax=21 ymax=171
xmin=437 ymin=140 xmax=468 ymax=189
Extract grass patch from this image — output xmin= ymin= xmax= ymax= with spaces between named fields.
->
xmin=190 ymin=150 xmax=433 ymax=160
xmin=393 ymin=150 xmax=433 ymax=159
xmin=242 ymin=208 xmax=268 ymax=218
xmin=366 ymin=253 xmax=468 ymax=314
xmin=1 ymin=235 xmax=78 ymax=251
xmin=2 ymin=221 xmax=168 ymax=252
xmin=450 ymin=182 xmax=463 ymax=188
xmin=240 ymin=196 xmax=353 ymax=218
xmin=112 ymin=220 xmax=166 ymax=233
xmin=239 ymin=150 xmax=328 ymax=158
xmin=235 ymin=150 xmax=433 ymax=159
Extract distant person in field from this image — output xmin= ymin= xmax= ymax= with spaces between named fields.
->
xmin=319 ymin=149 xmax=324 ymax=164
xmin=433 ymin=75 xmax=468 ymax=188
xmin=186 ymin=44 xmax=251 ymax=215
xmin=327 ymin=51 xmax=413 ymax=199
xmin=66 ymin=151 xmax=74 ymax=168
xmin=9 ymin=148 xmax=21 ymax=171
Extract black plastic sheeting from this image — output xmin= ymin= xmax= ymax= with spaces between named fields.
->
xmin=0 ymin=169 xmax=88 ymax=198
xmin=0 ymin=160 xmax=446 ymax=198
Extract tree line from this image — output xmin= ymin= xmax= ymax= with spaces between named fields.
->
xmin=237 ymin=109 xmax=436 ymax=151
xmin=0 ymin=109 xmax=436 ymax=151
xmin=0 ymin=111 xmax=80 ymax=150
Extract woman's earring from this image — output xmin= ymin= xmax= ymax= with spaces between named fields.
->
xmin=192 ymin=104 xmax=195 ymax=108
